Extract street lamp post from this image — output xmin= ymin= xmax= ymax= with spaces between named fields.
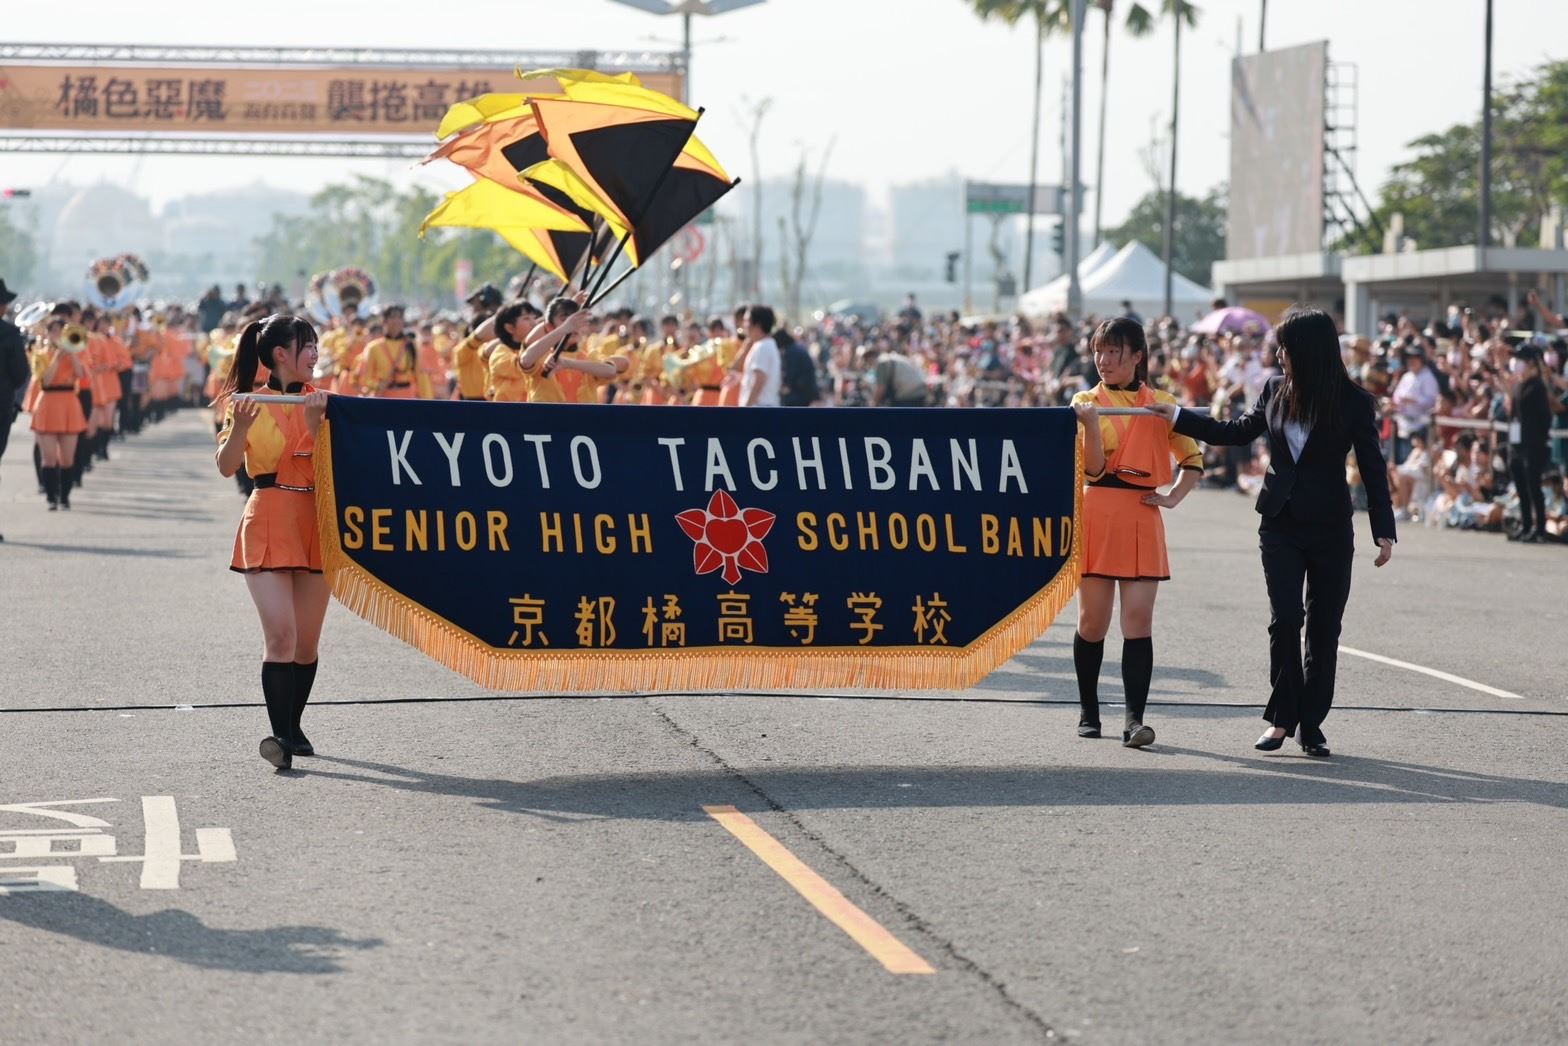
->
xmin=606 ymin=0 xmax=767 ymax=104
xmin=1067 ymin=0 xmax=1086 ymax=317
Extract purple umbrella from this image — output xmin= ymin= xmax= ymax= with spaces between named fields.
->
xmin=1192 ymin=306 xmax=1272 ymax=335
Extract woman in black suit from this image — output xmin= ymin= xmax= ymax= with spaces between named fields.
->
xmin=1505 ymin=344 xmax=1561 ymax=543
xmin=1147 ymin=308 xmax=1396 ymax=756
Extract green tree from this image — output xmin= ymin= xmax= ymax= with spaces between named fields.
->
xmin=964 ymin=0 xmax=1198 ymax=285
xmin=254 ymin=176 xmax=532 ymax=305
xmin=1344 ymin=60 xmax=1568 ymax=254
xmin=1107 ymin=184 xmax=1225 ymax=285
xmin=1092 ymin=1 xmax=1199 ymax=242
xmin=0 ymin=204 xmax=38 ymax=289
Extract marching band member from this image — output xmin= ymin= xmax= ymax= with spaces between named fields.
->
xmin=357 ymin=306 xmax=419 ymax=399
xmin=29 ymin=317 xmax=90 ymax=510
xmin=1069 ymin=318 xmax=1203 ymax=747
xmin=85 ymin=311 xmax=123 ymax=463
xmin=330 ymin=306 xmax=367 ymax=396
xmin=514 ymin=298 xmax=612 ymax=403
xmin=719 ymin=305 xmax=750 ymax=406
xmin=214 ymin=314 xmax=330 ymax=772
xmin=675 ymin=317 xmax=732 ymax=406
xmin=416 ymin=320 xmax=446 ymax=399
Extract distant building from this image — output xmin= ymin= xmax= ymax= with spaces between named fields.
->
xmin=736 ymin=176 xmax=869 ymax=311
xmin=37 ymin=182 xmax=309 ymax=299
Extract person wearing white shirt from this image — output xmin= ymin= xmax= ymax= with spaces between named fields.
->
xmin=1390 ymin=348 xmax=1440 ymax=463
xmin=741 ymin=305 xmax=781 ymax=407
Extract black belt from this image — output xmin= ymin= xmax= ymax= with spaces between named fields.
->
xmin=460 ymin=394 xmax=486 ymax=401
xmin=43 ymin=385 xmax=76 ymax=392
xmin=699 ymin=384 xmax=722 ymax=392
xmin=251 ymin=473 xmax=314 ymax=493
xmin=1088 ymin=475 xmax=1156 ymax=491
xmin=388 ymin=381 xmax=412 ymax=388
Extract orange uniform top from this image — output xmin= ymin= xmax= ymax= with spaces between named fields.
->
xmin=453 ymin=333 xmax=489 ymax=399
xmin=356 ymin=336 xmax=417 ymax=395
xmin=220 ymin=382 xmax=319 ymax=486
xmin=487 ymin=342 xmax=531 ymax=402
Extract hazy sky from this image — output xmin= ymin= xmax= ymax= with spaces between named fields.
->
xmin=4 ymin=0 xmax=1564 ymax=226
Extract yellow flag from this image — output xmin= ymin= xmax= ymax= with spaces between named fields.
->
xmin=419 ymin=180 xmax=591 ymax=279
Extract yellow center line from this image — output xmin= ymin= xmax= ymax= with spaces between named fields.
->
xmin=702 ymin=804 xmax=935 ymax=975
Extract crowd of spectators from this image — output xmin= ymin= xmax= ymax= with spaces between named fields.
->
xmin=793 ymin=292 xmax=1568 ymax=544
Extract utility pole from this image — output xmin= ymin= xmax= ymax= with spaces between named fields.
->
xmin=1479 ymin=0 xmax=1493 ymax=253
xmin=1024 ymin=13 xmax=1044 ymax=293
xmin=1067 ymin=0 xmax=1085 ymax=317
xmin=1162 ymin=4 xmax=1181 ymax=320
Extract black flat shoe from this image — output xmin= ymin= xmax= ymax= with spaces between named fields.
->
xmin=1123 ymin=723 xmax=1156 ymax=748
xmin=1077 ymin=721 xmax=1102 ymax=739
xmin=292 ymin=733 xmax=315 ymax=757
xmin=1254 ymin=732 xmax=1286 ymax=751
xmin=259 ymin=736 xmax=293 ymax=770
xmin=1299 ymin=740 xmax=1331 ymax=758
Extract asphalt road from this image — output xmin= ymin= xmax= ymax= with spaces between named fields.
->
xmin=2 ymin=408 xmax=1566 ymax=1046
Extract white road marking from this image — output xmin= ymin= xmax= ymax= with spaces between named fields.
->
xmin=1338 ymin=645 xmax=1524 ymax=700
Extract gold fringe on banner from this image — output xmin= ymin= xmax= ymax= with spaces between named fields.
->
xmin=315 ymin=421 xmax=1083 ymax=693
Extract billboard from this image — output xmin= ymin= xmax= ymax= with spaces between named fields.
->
xmin=0 ymin=64 xmax=685 ymax=137
xmin=1227 ymin=41 xmax=1326 ymax=260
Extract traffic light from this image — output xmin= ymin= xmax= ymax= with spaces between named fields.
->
xmin=943 ymin=251 xmax=961 ymax=283
xmin=1 ymin=188 xmax=31 ymax=198
xmin=1050 ymin=220 xmax=1064 ymax=257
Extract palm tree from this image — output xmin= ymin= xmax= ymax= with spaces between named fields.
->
xmin=967 ymin=1 xmax=1197 ymax=291
xmin=966 ymin=1 xmax=1071 ymax=292
xmin=1092 ymin=2 xmax=1199 ymax=245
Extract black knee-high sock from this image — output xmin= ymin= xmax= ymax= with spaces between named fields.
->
xmin=58 ymin=466 xmax=73 ymax=504
xmin=1122 ymin=637 xmax=1153 ymax=727
xmin=43 ymin=466 xmax=59 ymax=505
xmin=261 ymin=661 xmax=295 ymax=741
xmin=33 ymin=442 xmax=44 ymax=489
xmin=1073 ymin=633 xmax=1105 ymax=727
xmin=292 ymin=661 xmax=318 ymax=738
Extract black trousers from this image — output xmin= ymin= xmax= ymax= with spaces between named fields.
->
xmin=1258 ymin=512 xmax=1354 ymax=743
xmin=1510 ymin=442 xmax=1549 ymax=534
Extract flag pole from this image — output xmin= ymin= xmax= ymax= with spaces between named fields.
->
xmin=571 ymin=221 xmax=607 ymax=293
xmin=588 ymin=262 xmax=641 ymax=309
xmin=585 ymin=107 xmax=706 ymax=301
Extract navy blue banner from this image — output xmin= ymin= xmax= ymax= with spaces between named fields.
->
xmin=316 ymin=398 xmax=1081 ymax=691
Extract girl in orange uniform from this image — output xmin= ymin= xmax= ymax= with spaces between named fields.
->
xmin=1069 ymin=318 xmax=1203 ymax=747
xmin=29 ymin=319 xmax=89 ymax=510
xmin=86 ymin=312 xmax=124 ymax=463
xmin=215 ymin=314 xmax=330 ymax=771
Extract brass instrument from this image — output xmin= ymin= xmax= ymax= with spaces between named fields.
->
xmin=15 ymin=300 xmax=53 ymax=329
xmin=95 ymin=270 xmax=124 ymax=299
xmin=59 ymin=322 xmax=90 ymax=354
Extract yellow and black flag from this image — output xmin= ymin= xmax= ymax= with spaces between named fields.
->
xmin=530 ymin=95 xmax=699 ymax=241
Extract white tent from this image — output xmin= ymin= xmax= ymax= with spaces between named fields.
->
xmin=1018 ymin=241 xmax=1214 ymax=320
xmin=1017 ymin=241 xmax=1116 ymax=316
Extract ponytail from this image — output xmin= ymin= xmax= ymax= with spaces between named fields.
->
xmin=223 ymin=320 xmax=266 ymax=400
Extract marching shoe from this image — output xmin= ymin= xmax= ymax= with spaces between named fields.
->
xmin=291 ymin=732 xmax=315 ymax=757
xmin=1255 ymin=728 xmax=1288 ymax=751
xmin=1077 ymin=721 xmax=1102 ymax=739
xmin=1123 ymin=722 xmax=1156 ymax=748
xmin=259 ymin=736 xmax=293 ymax=770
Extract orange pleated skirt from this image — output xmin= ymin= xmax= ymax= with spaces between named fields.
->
xmin=230 ymin=487 xmax=322 ymax=573
xmin=1081 ymin=485 xmax=1170 ymax=582
xmin=31 ymin=389 xmax=88 ymax=434
xmin=690 ymin=387 xmax=723 ymax=406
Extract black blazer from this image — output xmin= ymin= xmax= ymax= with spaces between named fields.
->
xmin=1174 ymin=375 xmax=1397 ymax=544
